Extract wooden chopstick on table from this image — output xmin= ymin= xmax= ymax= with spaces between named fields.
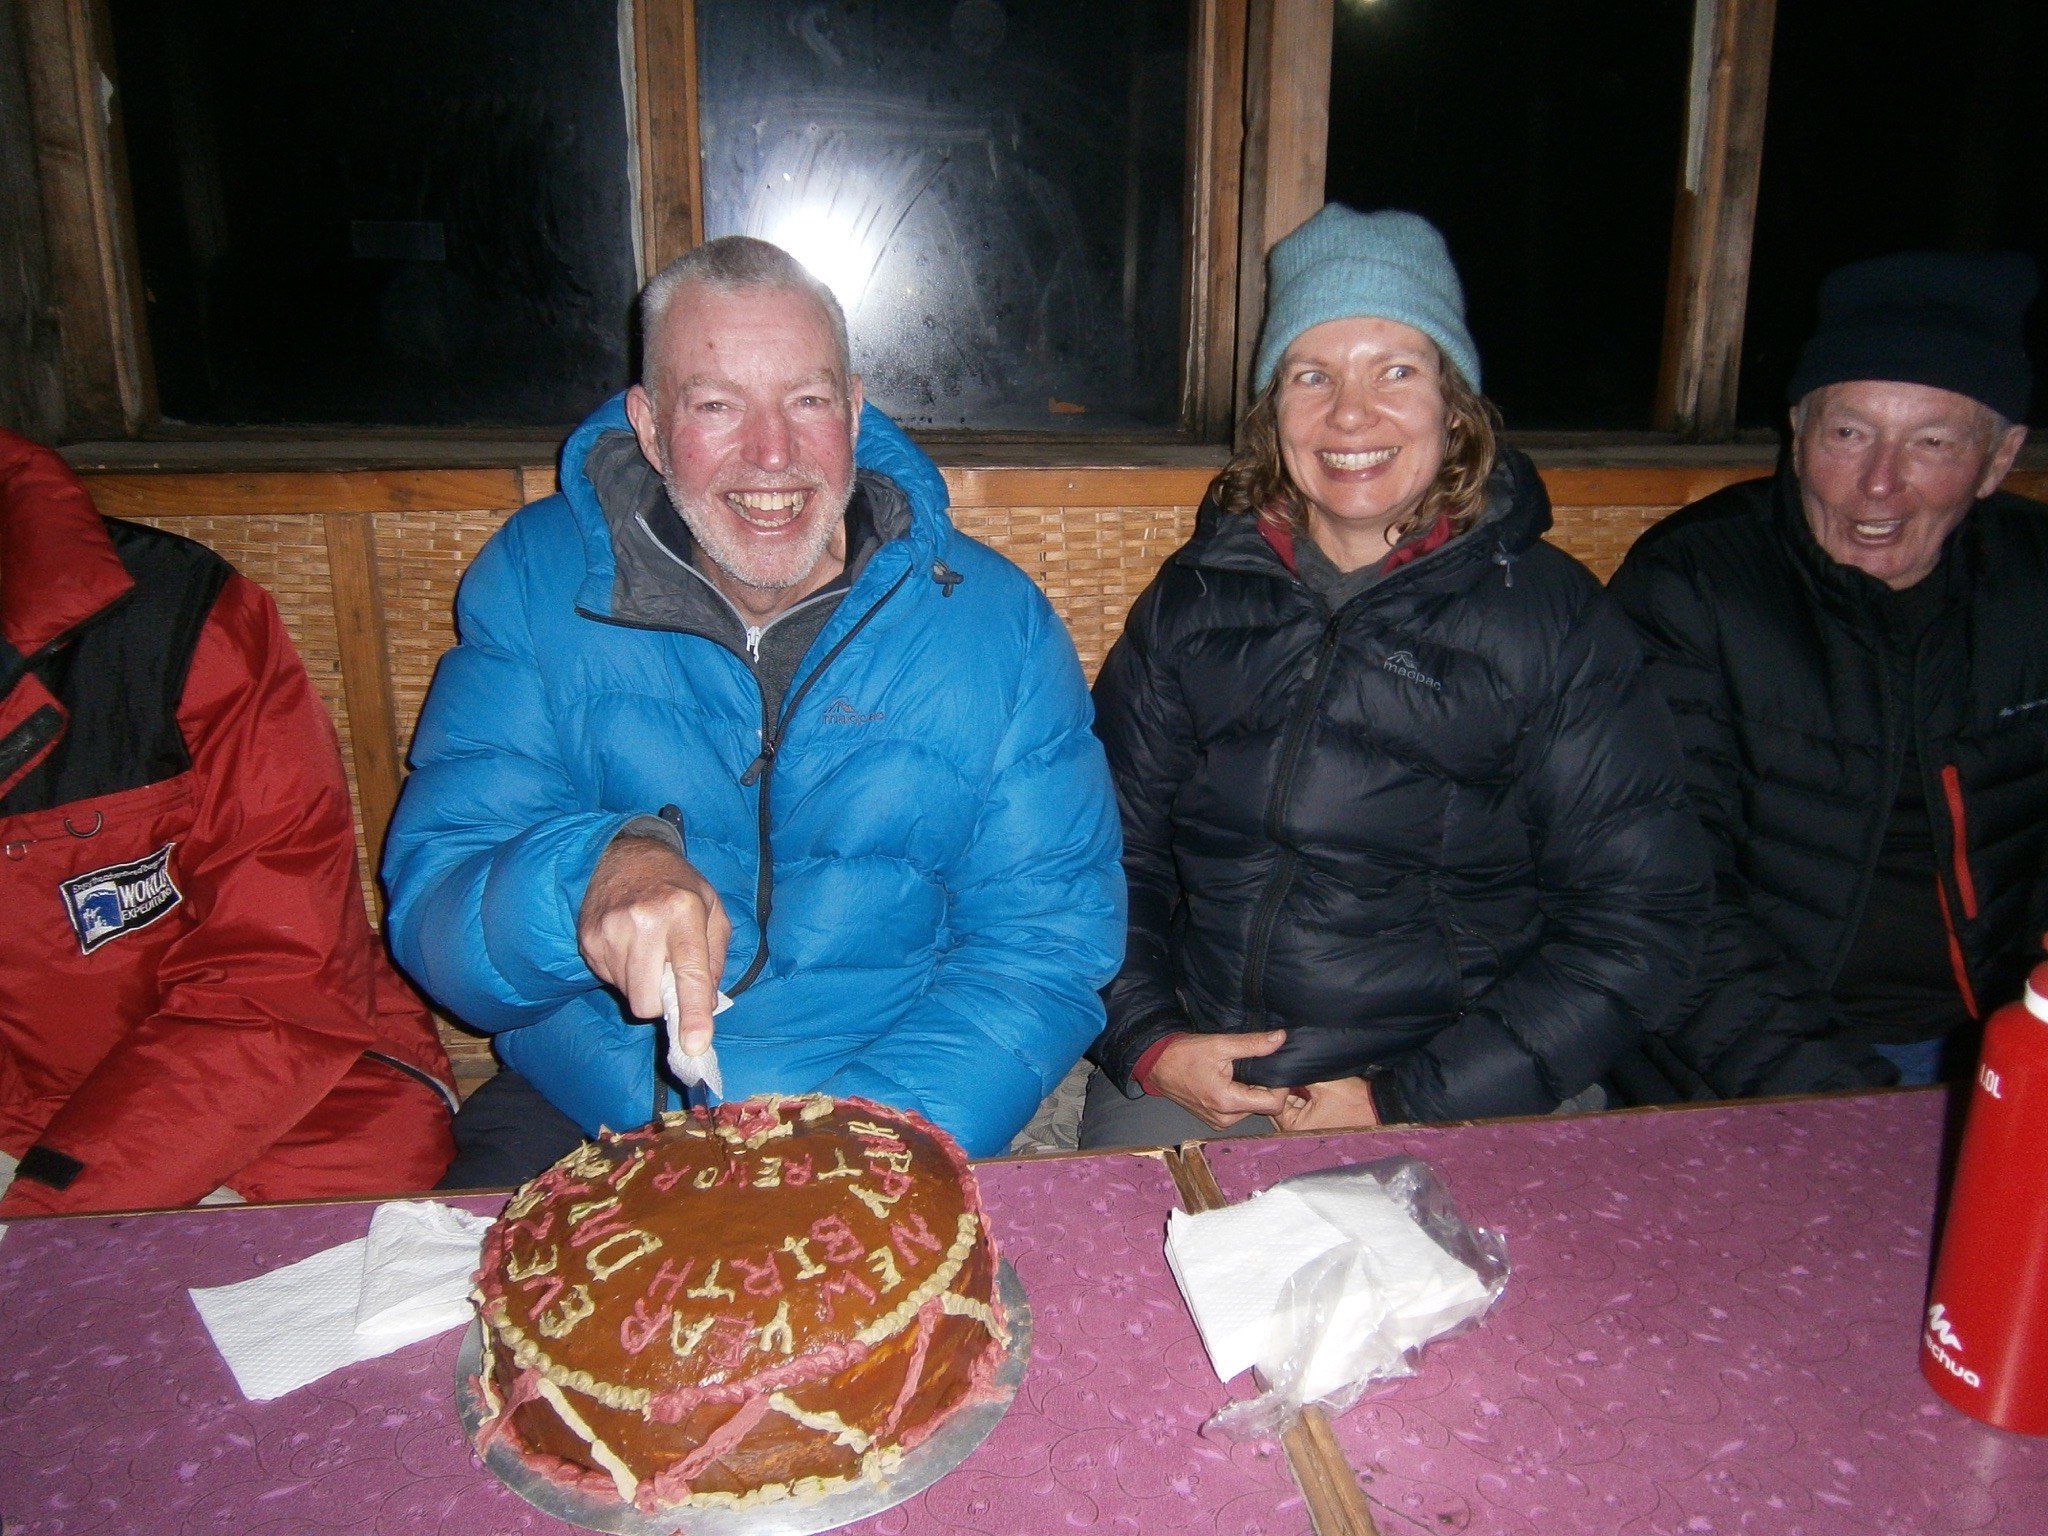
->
xmin=1164 ymin=1145 xmax=1382 ymax=1536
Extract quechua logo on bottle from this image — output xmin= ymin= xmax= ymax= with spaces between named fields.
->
xmin=1924 ymin=1302 xmax=1982 ymax=1388
xmin=59 ymin=842 xmax=184 ymax=953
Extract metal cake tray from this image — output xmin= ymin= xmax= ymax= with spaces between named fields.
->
xmin=455 ymin=1260 xmax=1032 ymax=1535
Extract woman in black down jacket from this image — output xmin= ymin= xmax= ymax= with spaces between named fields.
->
xmin=1082 ymin=206 xmax=1711 ymax=1147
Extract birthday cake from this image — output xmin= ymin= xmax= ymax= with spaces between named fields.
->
xmin=469 ymin=1094 xmax=1009 ymax=1512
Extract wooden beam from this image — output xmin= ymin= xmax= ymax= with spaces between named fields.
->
xmin=945 ymin=465 xmax=1219 ymax=510
xmin=1165 ymin=1145 xmax=1382 ymax=1536
xmin=629 ymin=0 xmax=704 ymax=280
xmin=1655 ymin=0 xmax=1777 ymax=442
xmin=322 ymin=511 xmax=403 ymax=896
xmin=1179 ymin=0 xmax=1249 ymax=441
xmin=0 ymin=0 xmax=64 ymax=439
xmin=14 ymin=0 xmax=153 ymax=438
xmin=1233 ymin=0 xmax=1334 ymax=427
xmin=81 ymin=468 xmax=526 ymax=518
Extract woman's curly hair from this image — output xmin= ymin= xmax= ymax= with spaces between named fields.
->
xmin=1215 ymin=347 xmax=1502 ymax=546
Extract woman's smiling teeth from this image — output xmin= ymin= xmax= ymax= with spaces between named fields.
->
xmin=726 ymin=489 xmax=808 ymax=527
xmin=1852 ymin=519 xmax=1905 ymax=538
xmin=1320 ymin=447 xmax=1398 ymax=472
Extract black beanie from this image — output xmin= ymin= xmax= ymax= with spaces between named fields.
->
xmin=1786 ymin=250 xmax=2036 ymax=422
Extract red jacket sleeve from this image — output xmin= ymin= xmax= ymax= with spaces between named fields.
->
xmin=1 ymin=576 xmax=385 ymax=1215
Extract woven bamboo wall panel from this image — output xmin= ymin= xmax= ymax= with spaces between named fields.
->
xmin=1542 ymin=505 xmax=1678 ymax=583
xmin=367 ymin=508 xmax=521 ymax=1088
xmin=951 ymin=503 xmax=1201 ymax=679
xmin=373 ymin=507 xmax=519 ymax=755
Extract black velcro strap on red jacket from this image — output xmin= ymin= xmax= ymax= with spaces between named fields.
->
xmin=16 ymin=1143 xmax=85 ymax=1191
xmin=0 ymin=693 xmax=68 ymax=802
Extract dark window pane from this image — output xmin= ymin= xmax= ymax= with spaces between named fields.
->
xmin=1325 ymin=0 xmax=1691 ymax=429
xmin=697 ymin=0 xmax=1188 ymax=432
xmin=111 ymin=1 xmax=636 ymax=426
xmin=1740 ymin=0 xmax=2047 ymax=427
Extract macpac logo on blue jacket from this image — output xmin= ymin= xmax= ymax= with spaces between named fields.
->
xmin=818 ymin=696 xmax=886 ymax=726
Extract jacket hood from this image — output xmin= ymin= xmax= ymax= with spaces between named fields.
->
xmin=1178 ymin=442 xmax=1554 ymax=595
xmin=556 ymin=393 xmax=954 ymax=620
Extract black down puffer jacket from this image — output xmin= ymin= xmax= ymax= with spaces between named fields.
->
xmin=1605 ymin=464 xmax=2048 ymax=1103
xmin=1090 ymin=448 xmax=1712 ymax=1123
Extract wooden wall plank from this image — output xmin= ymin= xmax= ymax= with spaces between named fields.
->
xmin=83 ymin=469 xmax=527 ymax=519
xmin=14 ymin=0 xmax=153 ymax=438
xmin=81 ymin=462 xmax=2048 ymax=524
xmin=1179 ymin=0 xmax=1249 ymax=440
xmin=0 ymin=0 xmax=64 ymax=440
xmin=1656 ymin=0 xmax=1778 ymax=441
xmin=630 ymin=0 xmax=703 ymax=279
xmin=322 ymin=512 xmax=403 ymax=902
xmin=945 ymin=466 xmax=1219 ymax=510
xmin=1233 ymin=0 xmax=1334 ymax=425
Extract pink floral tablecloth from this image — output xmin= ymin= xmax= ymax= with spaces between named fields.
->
xmin=0 ymin=1150 xmax=1302 ymax=1535
xmin=1203 ymin=1091 xmax=2048 ymax=1534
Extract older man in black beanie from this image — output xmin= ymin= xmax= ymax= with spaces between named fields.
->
xmin=1607 ymin=251 xmax=2045 ymax=1103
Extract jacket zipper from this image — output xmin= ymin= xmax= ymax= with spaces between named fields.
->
xmin=724 ymin=569 xmax=912 ymax=997
xmin=1824 ymin=638 xmax=1909 ymax=994
xmin=1933 ymin=763 xmax=1982 ymax=1018
xmin=1241 ymin=612 xmax=1344 ymax=1024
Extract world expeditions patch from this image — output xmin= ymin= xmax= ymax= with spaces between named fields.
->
xmin=60 ymin=843 xmax=183 ymax=953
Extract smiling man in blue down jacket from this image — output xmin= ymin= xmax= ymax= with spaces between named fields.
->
xmin=384 ymin=237 xmax=1122 ymax=1180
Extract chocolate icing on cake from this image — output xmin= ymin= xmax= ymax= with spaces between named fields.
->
xmin=470 ymin=1094 xmax=1008 ymax=1512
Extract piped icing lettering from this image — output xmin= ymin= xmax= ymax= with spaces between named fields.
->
xmin=729 ymin=1252 xmax=783 ymax=1298
xmin=866 ymin=1245 xmax=904 ymax=1293
xmin=846 ymin=1183 xmax=901 ymax=1219
xmin=756 ymin=1299 xmax=795 ymax=1356
xmin=779 ymin=1236 xmax=826 ymax=1279
xmin=684 ymin=1260 xmax=736 ymax=1302
xmin=586 ymin=1228 xmax=662 ymax=1281
xmin=469 ymin=1094 xmax=1008 ymax=1515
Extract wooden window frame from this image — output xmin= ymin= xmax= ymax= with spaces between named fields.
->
xmin=14 ymin=0 xmax=154 ymax=440
xmin=19 ymin=0 xmax=1774 ymax=448
xmin=1655 ymin=0 xmax=1778 ymax=441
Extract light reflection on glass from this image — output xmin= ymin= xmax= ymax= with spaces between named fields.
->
xmin=697 ymin=0 xmax=1188 ymax=432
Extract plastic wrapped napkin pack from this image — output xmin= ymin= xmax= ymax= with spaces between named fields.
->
xmin=1166 ymin=1156 xmax=1510 ymax=1439
xmin=188 ymin=1199 xmax=493 ymax=1401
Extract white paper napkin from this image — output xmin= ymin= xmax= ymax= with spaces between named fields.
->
xmin=1166 ymin=1177 xmax=1490 ymax=1396
xmin=189 ymin=1199 xmax=492 ymax=1401
xmin=660 ymin=966 xmax=732 ymax=1098
xmin=1166 ymin=1186 xmax=1347 ymax=1381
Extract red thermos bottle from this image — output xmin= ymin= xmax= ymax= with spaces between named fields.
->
xmin=1921 ymin=960 xmax=2048 ymax=1433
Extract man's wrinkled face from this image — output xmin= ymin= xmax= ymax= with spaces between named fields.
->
xmin=1792 ymin=380 xmax=2026 ymax=590
xmin=626 ymin=282 xmax=862 ymax=596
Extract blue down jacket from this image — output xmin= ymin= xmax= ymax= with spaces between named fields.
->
xmin=383 ymin=397 xmax=1123 ymax=1155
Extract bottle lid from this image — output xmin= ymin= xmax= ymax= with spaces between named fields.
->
xmin=2029 ymin=961 xmax=2048 ymax=1024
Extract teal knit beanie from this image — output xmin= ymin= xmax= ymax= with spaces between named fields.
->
xmin=1253 ymin=205 xmax=1481 ymax=394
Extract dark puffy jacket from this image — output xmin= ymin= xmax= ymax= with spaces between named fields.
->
xmin=1605 ymin=466 xmax=2048 ymax=1102
xmin=1090 ymin=448 xmax=1712 ymax=1123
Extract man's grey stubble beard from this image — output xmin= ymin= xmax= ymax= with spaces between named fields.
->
xmin=663 ymin=469 xmax=851 ymax=594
